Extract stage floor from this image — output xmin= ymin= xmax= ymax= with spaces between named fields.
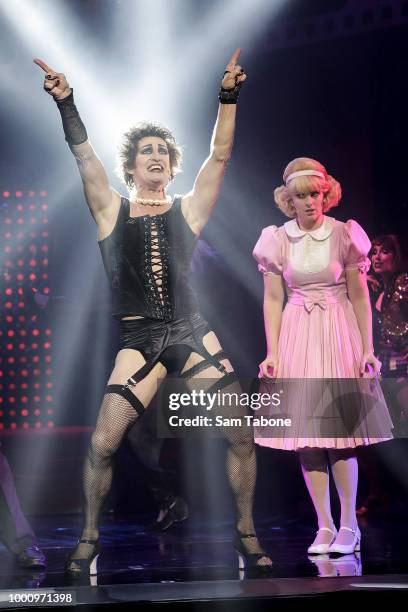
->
xmin=0 ymin=515 xmax=407 ymax=607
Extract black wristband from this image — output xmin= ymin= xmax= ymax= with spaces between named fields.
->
xmin=56 ymin=89 xmax=88 ymax=145
xmin=218 ymin=84 xmax=241 ymax=104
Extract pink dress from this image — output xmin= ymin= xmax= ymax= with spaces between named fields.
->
xmin=253 ymin=216 xmax=393 ymax=450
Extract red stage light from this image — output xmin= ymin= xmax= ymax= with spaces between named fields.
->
xmin=45 ymin=329 xmax=52 ymax=336
xmin=9 ymin=398 xmax=16 ymax=404
xmin=6 ymin=343 xmax=14 ymax=350
xmin=40 ymin=191 xmax=47 ymax=196
xmin=18 ymin=316 xmax=25 ymax=322
xmin=31 ymin=343 xmax=38 ymax=350
xmin=18 ymin=260 xmax=24 ymax=267
xmin=0 ymin=424 xmax=5 ymax=431
xmin=19 ymin=330 xmax=27 ymax=337
xmin=7 ymin=357 xmax=15 ymax=364
xmin=7 ymin=330 xmax=15 ymax=337
xmin=19 ymin=357 xmax=28 ymax=364
xmin=34 ymin=409 xmax=41 ymax=416
xmin=16 ymin=273 xmax=24 ymax=281
xmin=34 ymin=383 xmax=40 ymax=389
xmin=18 ymin=343 xmax=26 ymax=350
xmin=35 ymin=422 xmax=42 ymax=429
xmin=15 ymin=191 xmax=22 ymax=197
xmin=42 ymin=273 xmax=49 ymax=280
xmin=41 ymin=245 xmax=49 ymax=252
xmin=34 ymin=396 xmax=40 ymax=403
xmin=46 ymin=382 xmax=53 ymax=389
xmin=42 ymin=231 xmax=49 ymax=238
xmin=17 ymin=218 xmax=24 ymax=225
xmin=48 ymin=422 xmax=54 ymax=428
xmin=46 ymin=368 xmax=52 ymax=376
xmin=45 ymin=356 xmax=52 ymax=363
xmin=29 ymin=273 xmax=36 ymax=281
xmin=22 ymin=423 xmax=29 ymax=430
xmin=17 ymin=287 xmax=24 ymax=296
xmin=5 ymin=302 xmax=12 ymax=309
xmin=47 ymin=409 xmax=53 ymax=414
xmin=2 ymin=191 xmax=10 ymax=197
xmin=42 ymin=258 xmax=49 ymax=266
xmin=4 ymin=232 xmax=12 ymax=239
xmin=10 ymin=384 xmax=16 ymax=390
xmin=4 ymin=245 xmax=11 ymax=253
xmin=44 ymin=287 xmax=50 ymax=294
xmin=29 ymin=259 xmax=37 ymax=267
xmin=21 ymin=408 xmax=28 ymax=414
xmin=32 ymin=329 xmax=40 ymax=336
xmin=44 ymin=342 xmax=51 ymax=349
xmin=21 ymin=383 xmax=28 ymax=389
xmin=41 ymin=204 xmax=48 ymax=210
xmin=10 ymin=423 xmax=17 ymax=430
xmin=18 ymin=302 xmax=25 ymax=309
xmin=46 ymin=395 xmax=53 ymax=402
xmin=32 ymin=356 xmax=40 ymax=363
xmin=20 ymin=369 xmax=28 ymax=377
xmin=28 ymin=191 xmax=35 ymax=197
xmin=33 ymin=369 xmax=41 ymax=377
xmin=5 ymin=288 xmax=12 ymax=296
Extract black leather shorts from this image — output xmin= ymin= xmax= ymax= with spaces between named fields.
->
xmin=118 ymin=312 xmax=222 ymax=376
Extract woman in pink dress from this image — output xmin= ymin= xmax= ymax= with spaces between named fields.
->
xmin=253 ymin=157 xmax=393 ymax=556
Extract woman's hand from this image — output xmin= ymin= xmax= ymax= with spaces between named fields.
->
xmin=366 ymin=274 xmax=382 ymax=293
xmin=33 ymin=58 xmax=71 ymax=101
xmin=360 ymin=352 xmax=381 ymax=378
xmin=221 ymin=48 xmax=246 ymax=90
xmin=258 ymin=354 xmax=278 ymax=379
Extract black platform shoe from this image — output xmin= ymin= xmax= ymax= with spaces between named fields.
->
xmin=233 ymin=530 xmax=273 ymax=573
xmin=149 ymin=496 xmax=189 ymax=533
xmin=16 ymin=544 xmax=46 ymax=569
xmin=65 ymin=538 xmax=99 ymax=577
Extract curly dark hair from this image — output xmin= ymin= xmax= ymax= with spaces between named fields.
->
xmin=116 ymin=122 xmax=182 ymax=189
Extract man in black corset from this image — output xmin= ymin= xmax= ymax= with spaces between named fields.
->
xmin=34 ymin=49 xmax=272 ymax=576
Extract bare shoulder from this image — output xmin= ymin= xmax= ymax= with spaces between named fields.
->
xmin=95 ymin=188 xmax=123 ymax=241
xmin=180 ymin=194 xmax=200 ymax=236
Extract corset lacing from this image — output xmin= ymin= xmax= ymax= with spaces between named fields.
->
xmin=143 ymin=215 xmax=171 ymax=320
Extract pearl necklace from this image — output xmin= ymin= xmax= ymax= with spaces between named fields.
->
xmin=134 ymin=195 xmax=172 ymax=207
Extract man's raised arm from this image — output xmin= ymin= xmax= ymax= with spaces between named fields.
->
xmin=182 ymin=48 xmax=246 ymax=235
xmin=34 ymin=58 xmax=120 ymax=228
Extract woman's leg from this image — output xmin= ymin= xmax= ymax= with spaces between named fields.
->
xmin=298 ymin=449 xmax=336 ymax=548
xmin=328 ymin=448 xmax=359 ymax=545
xmin=181 ymin=331 xmax=271 ymax=566
xmin=68 ymin=349 xmax=167 ymax=565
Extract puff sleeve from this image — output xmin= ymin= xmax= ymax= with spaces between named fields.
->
xmin=253 ymin=225 xmax=283 ymax=275
xmin=342 ymin=219 xmax=371 ymax=273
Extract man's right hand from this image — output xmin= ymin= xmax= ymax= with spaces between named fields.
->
xmin=33 ymin=58 xmax=71 ymax=101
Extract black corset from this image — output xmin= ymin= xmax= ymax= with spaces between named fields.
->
xmin=98 ymin=196 xmax=199 ymax=321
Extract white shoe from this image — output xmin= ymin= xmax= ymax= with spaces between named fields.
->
xmin=307 ymin=527 xmax=338 ymax=555
xmin=328 ymin=526 xmax=361 ymax=555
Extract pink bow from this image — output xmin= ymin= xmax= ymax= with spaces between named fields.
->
xmin=304 ymin=300 xmax=328 ymax=312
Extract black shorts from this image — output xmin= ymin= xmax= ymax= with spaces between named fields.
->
xmin=118 ymin=312 xmax=226 ymax=378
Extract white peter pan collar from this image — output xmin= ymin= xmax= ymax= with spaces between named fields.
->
xmin=284 ymin=216 xmax=336 ymax=241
